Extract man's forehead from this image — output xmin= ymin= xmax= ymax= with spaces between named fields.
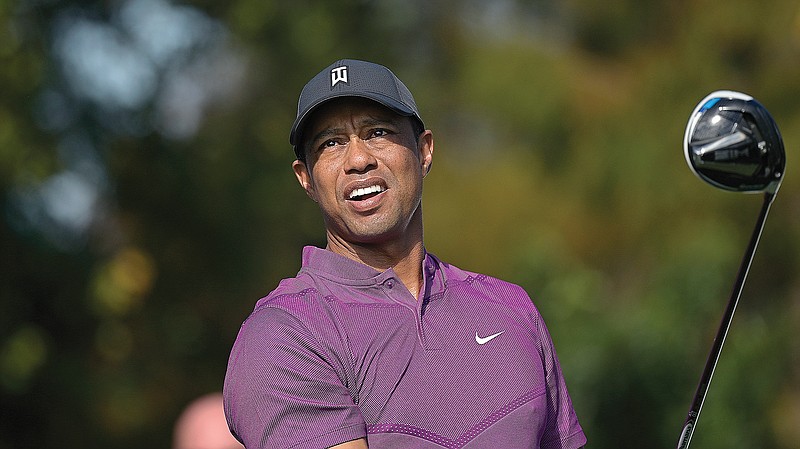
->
xmin=310 ymin=97 xmax=408 ymax=129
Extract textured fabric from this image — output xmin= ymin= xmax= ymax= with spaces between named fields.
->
xmin=224 ymin=246 xmax=586 ymax=449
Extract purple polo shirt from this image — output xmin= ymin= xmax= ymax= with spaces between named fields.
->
xmin=224 ymin=246 xmax=586 ymax=449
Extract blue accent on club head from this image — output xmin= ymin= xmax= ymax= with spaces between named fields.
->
xmin=699 ymin=97 xmax=721 ymax=112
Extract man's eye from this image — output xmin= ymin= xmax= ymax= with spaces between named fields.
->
xmin=370 ymin=129 xmax=389 ymax=138
xmin=319 ymin=139 xmax=338 ymax=150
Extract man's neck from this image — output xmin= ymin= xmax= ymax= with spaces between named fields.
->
xmin=325 ymin=237 xmax=426 ymax=300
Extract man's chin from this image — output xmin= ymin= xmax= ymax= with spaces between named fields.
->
xmin=336 ymin=225 xmax=406 ymax=246
xmin=325 ymin=210 xmax=421 ymax=247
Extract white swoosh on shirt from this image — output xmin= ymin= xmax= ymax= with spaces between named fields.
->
xmin=475 ymin=330 xmax=504 ymax=345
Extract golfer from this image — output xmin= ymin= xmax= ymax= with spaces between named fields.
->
xmin=223 ymin=59 xmax=587 ymax=449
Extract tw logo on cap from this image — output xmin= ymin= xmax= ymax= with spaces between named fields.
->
xmin=331 ymin=66 xmax=348 ymax=88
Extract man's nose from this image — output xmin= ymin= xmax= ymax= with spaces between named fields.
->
xmin=344 ymin=137 xmax=377 ymax=173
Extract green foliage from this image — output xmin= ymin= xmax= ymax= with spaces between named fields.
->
xmin=2 ymin=0 xmax=799 ymax=448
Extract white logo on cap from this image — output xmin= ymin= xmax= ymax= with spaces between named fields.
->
xmin=331 ymin=66 xmax=348 ymax=88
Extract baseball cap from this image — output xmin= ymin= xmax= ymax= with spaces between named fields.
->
xmin=289 ymin=59 xmax=424 ymax=158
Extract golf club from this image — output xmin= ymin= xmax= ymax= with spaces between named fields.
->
xmin=677 ymin=90 xmax=786 ymax=449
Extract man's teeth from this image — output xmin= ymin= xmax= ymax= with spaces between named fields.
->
xmin=349 ymin=185 xmax=384 ymax=199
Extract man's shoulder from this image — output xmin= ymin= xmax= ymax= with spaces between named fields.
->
xmin=253 ymin=273 xmax=323 ymax=310
xmin=436 ymin=258 xmax=532 ymax=304
xmin=237 ymin=274 xmax=339 ymax=344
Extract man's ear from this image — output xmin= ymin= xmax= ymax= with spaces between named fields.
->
xmin=418 ymin=130 xmax=434 ymax=177
xmin=292 ymin=159 xmax=318 ymax=202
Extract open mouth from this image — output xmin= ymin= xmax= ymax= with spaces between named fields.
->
xmin=348 ymin=184 xmax=385 ymax=201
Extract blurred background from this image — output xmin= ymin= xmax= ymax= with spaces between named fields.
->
xmin=1 ymin=0 xmax=799 ymax=448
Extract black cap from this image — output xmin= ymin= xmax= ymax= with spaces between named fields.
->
xmin=289 ymin=59 xmax=424 ymax=158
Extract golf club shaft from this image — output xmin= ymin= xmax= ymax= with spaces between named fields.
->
xmin=676 ymin=192 xmax=776 ymax=449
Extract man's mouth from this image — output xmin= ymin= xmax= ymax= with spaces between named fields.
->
xmin=348 ymin=184 xmax=385 ymax=201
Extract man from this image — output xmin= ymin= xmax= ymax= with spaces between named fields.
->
xmin=223 ymin=59 xmax=586 ymax=449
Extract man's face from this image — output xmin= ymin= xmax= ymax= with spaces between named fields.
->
xmin=292 ymin=98 xmax=433 ymax=247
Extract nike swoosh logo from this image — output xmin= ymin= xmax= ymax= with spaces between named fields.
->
xmin=475 ymin=330 xmax=504 ymax=345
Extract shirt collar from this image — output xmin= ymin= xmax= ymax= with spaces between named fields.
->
xmin=299 ymin=245 xmax=446 ymax=298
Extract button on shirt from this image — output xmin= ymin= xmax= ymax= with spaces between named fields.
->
xmin=223 ymin=246 xmax=586 ymax=449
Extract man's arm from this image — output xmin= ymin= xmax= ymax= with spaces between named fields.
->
xmin=225 ymin=307 xmax=367 ymax=448
xmin=330 ymin=438 xmax=368 ymax=449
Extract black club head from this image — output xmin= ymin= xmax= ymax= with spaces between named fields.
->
xmin=684 ymin=90 xmax=785 ymax=194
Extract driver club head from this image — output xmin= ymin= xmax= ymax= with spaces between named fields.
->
xmin=684 ymin=90 xmax=786 ymax=194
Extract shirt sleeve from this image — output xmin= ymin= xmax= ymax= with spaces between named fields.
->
xmin=223 ymin=304 xmax=366 ymax=449
xmin=533 ymin=308 xmax=588 ymax=449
